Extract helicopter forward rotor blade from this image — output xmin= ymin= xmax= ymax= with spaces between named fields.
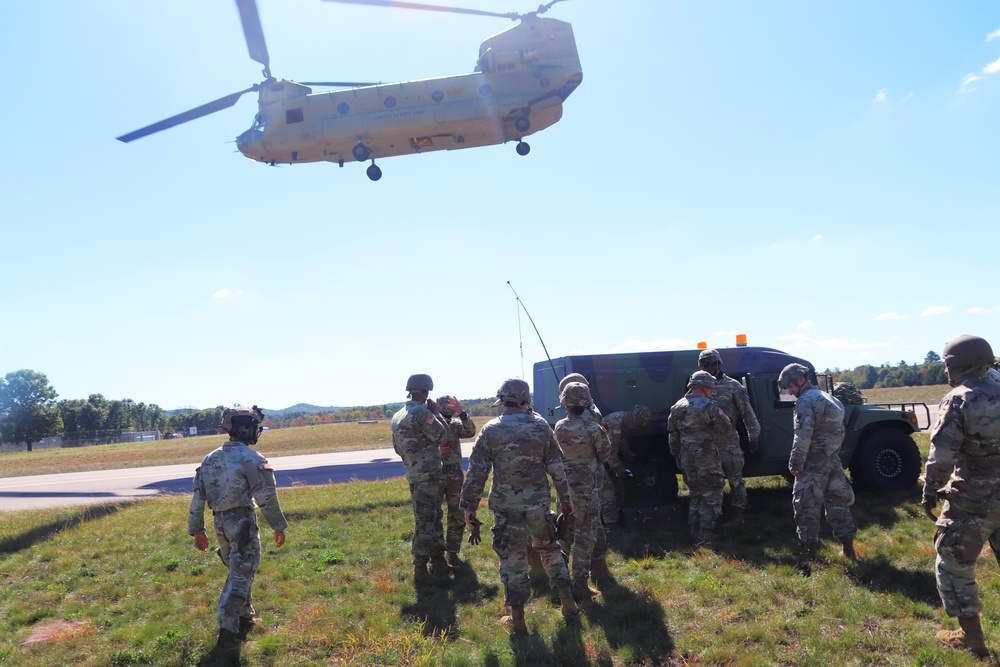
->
xmin=116 ymin=86 xmax=258 ymax=143
xmin=299 ymin=80 xmax=380 ymax=87
xmin=235 ymin=0 xmax=271 ymax=78
xmin=322 ymin=0 xmax=520 ymax=21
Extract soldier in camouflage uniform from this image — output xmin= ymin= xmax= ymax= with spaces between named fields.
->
xmin=436 ymin=394 xmax=476 ymax=566
xmin=555 ymin=373 xmax=615 ymax=580
xmin=189 ymin=405 xmax=288 ymax=650
xmin=554 ymin=382 xmax=620 ymax=601
xmin=921 ymin=335 xmax=1000 ymax=659
xmin=599 ymin=405 xmax=652 ymax=530
xmin=779 ymin=363 xmax=858 ymax=571
xmin=391 ymin=374 xmax=452 ymax=584
xmin=668 ymin=371 xmax=732 ymax=544
xmin=460 ymin=377 xmax=578 ymax=634
xmin=698 ymin=348 xmax=761 ymax=525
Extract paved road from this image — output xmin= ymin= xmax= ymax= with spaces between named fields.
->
xmin=0 ymin=443 xmax=475 ymax=512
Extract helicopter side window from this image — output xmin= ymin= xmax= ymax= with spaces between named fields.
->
xmin=286 ymin=109 xmax=304 ymax=124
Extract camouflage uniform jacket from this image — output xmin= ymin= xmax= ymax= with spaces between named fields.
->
xmin=459 ymin=409 xmax=571 ymax=513
xmin=440 ymin=413 xmax=476 ymax=467
xmin=711 ymin=374 xmax=761 ymax=442
xmin=188 ymin=440 xmax=287 ymax=535
xmin=554 ymin=415 xmax=615 ymax=485
xmin=603 ymin=411 xmax=638 ymax=462
xmin=667 ymin=394 xmax=732 ymax=459
xmin=923 ymin=374 xmax=1000 ymax=516
xmin=788 ymin=387 xmax=845 ymax=474
xmin=391 ymin=400 xmax=449 ymax=484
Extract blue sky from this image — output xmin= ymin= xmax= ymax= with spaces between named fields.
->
xmin=1 ymin=1 xmax=998 ymax=411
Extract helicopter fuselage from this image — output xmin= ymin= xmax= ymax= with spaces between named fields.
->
xmin=236 ymin=16 xmax=581 ymax=166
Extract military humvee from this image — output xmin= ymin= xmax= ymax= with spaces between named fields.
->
xmin=533 ymin=346 xmax=926 ymax=525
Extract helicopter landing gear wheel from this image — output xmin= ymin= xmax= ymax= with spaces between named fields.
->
xmin=366 ymin=163 xmax=382 ymax=181
xmin=514 ymin=116 xmax=531 ymax=133
xmin=516 ymin=141 xmax=530 ymax=156
xmin=352 ymin=143 xmax=371 ymax=162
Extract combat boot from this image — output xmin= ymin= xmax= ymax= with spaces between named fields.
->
xmin=445 ymin=551 xmax=464 ymax=568
xmin=429 ymin=553 xmax=453 ymax=579
xmin=413 ymin=562 xmax=433 ymax=584
xmin=501 ymin=604 xmax=528 ymax=634
xmin=557 ymin=585 xmax=579 ymax=618
xmin=724 ymin=507 xmax=745 ymax=526
xmin=590 ymin=556 xmax=612 ymax=584
xmin=572 ymin=576 xmax=600 ymax=601
xmin=938 ymin=615 xmax=989 ymax=659
xmin=841 ymin=537 xmax=858 ymax=562
xmin=238 ymin=615 xmax=257 ymax=639
xmin=796 ymin=541 xmax=817 ymax=576
xmin=688 ymin=516 xmax=701 ymax=543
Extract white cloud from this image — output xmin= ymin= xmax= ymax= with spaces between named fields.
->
xmin=968 ymin=305 xmax=1000 ymax=314
xmin=875 ymin=312 xmax=908 ymax=321
xmin=811 ymin=235 xmax=824 ymax=242
xmin=214 ymin=288 xmax=230 ymax=298
xmin=713 ymin=330 xmax=738 ymax=338
xmin=775 ymin=332 xmax=891 ymax=352
xmin=875 ymin=89 xmax=887 ymax=102
xmin=988 ymin=27 xmax=1000 ymax=41
xmin=921 ymin=305 xmax=952 ymax=316
xmin=610 ymin=339 xmax=690 ymax=353
xmin=213 ymin=287 xmax=248 ymax=299
xmin=985 ymin=56 xmax=1000 ymax=75
xmin=797 ymin=320 xmax=814 ymax=332
xmin=961 ymin=73 xmax=982 ymax=89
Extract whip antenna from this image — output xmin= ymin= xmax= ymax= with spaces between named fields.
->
xmin=506 ymin=281 xmax=560 ymax=386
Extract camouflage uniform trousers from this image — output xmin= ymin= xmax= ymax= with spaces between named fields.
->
xmin=439 ymin=464 xmax=466 ymax=555
xmin=561 ymin=490 xmax=601 ymax=580
xmin=213 ymin=507 xmax=261 ymax=633
xmin=409 ymin=478 xmax=446 ymax=565
xmin=934 ymin=502 xmax=1000 ymax=617
xmin=719 ymin=437 xmax=747 ymax=510
xmin=678 ymin=445 xmax=725 ymax=538
xmin=493 ymin=507 xmax=571 ymax=606
xmin=792 ymin=453 xmax=856 ymax=543
xmin=598 ymin=464 xmax=624 ymax=528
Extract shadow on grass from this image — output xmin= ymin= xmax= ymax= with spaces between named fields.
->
xmin=584 ymin=573 xmax=674 ymax=664
xmin=612 ymin=485 xmax=923 ymax=572
xmin=0 ymin=501 xmax=135 ymax=554
xmin=401 ymin=561 xmax=500 ymax=640
xmin=493 ymin=622 xmax=595 ymax=667
xmin=846 ymin=553 xmax=940 ymax=606
xmin=282 ymin=499 xmax=411 ymax=521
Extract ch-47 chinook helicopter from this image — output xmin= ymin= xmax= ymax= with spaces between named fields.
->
xmin=117 ymin=0 xmax=582 ymax=181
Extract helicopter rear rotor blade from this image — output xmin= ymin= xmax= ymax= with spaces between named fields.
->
xmin=116 ymin=86 xmax=257 ymax=143
xmin=322 ymin=0 xmax=520 ymax=21
xmin=235 ymin=0 xmax=271 ymax=78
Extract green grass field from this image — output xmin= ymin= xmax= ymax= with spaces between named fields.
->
xmin=2 ymin=386 xmax=996 ymax=666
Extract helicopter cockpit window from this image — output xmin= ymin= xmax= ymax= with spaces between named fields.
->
xmin=286 ymin=109 xmax=304 ymax=124
xmin=476 ymin=48 xmax=493 ymax=74
xmin=253 ymin=112 xmax=267 ymax=132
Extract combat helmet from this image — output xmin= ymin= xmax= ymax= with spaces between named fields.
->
xmin=221 ymin=405 xmax=265 ymax=445
xmin=778 ymin=363 xmax=810 ymax=389
xmin=560 ymin=382 xmax=592 ymax=408
xmin=405 ymin=374 xmax=434 ymax=392
xmin=942 ymin=335 xmax=994 ymax=386
xmin=495 ymin=377 xmax=531 ymax=407
xmin=436 ymin=394 xmax=459 ymax=416
xmin=687 ymin=371 xmax=716 ymax=390
xmin=558 ymin=372 xmax=590 ymax=392
xmin=698 ymin=348 xmax=722 ymax=368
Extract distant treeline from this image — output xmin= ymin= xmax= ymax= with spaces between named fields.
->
xmin=830 ymin=352 xmax=947 ymax=389
xmin=264 ymin=398 xmax=499 ymax=429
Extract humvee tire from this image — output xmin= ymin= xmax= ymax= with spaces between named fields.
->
xmin=849 ymin=428 xmax=921 ymax=492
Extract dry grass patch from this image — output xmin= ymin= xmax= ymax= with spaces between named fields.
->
xmin=20 ymin=620 xmax=95 ymax=645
